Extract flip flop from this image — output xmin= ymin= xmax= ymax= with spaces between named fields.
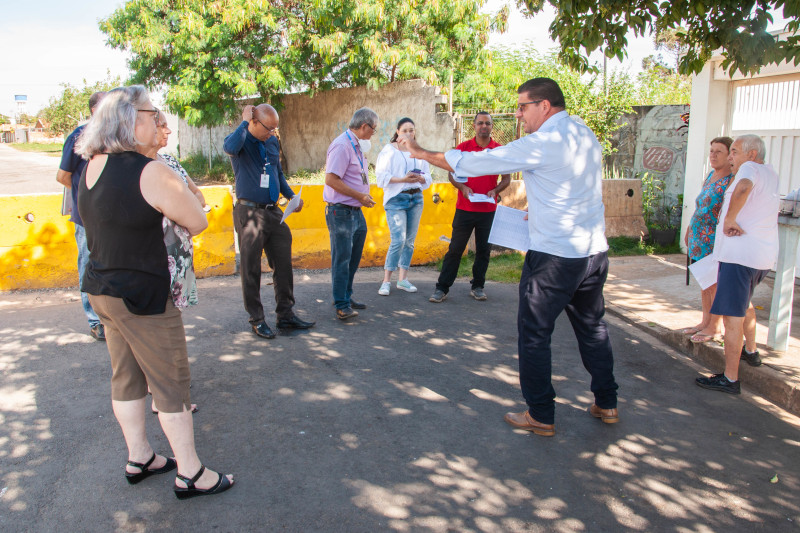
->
xmin=681 ymin=327 xmax=701 ymax=335
xmin=690 ymin=333 xmax=721 ymax=343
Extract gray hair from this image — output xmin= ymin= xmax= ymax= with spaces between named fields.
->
xmin=348 ymin=107 xmax=378 ymax=130
xmin=76 ymin=85 xmax=151 ymax=159
xmin=736 ymin=134 xmax=766 ymax=162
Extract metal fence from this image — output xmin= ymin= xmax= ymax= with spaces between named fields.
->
xmin=456 ymin=112 xmax=522 ymax=179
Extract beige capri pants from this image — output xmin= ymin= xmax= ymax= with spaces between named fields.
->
xmin=89 ymin=294 xmax=192 ymax=413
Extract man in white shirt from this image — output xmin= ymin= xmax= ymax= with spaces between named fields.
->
xmin=696 ymin=134 xmax=780 ymax=395
xmin=399 ymin=78 xmax=618 ymax=436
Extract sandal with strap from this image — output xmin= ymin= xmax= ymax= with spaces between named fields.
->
xmin=125 ymin=453 xmax=177 ymax=485
xmin=173 ymin=465 xmax=234 ymax=500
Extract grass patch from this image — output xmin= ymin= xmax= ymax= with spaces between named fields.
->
xmin=179 ymin=154 xmax=235 ymax=184
xmin=607 ymin=236 xmax=682 ymax=256
xmin=9 ymin=142 xmax=64 ymax=156
xmin=432 ymin=251 xmax=526 ymax=284
xmin=432 ymin=237 xmax=683 ymax=285
xmin=285 ymin=168 xmax=380 ymax=186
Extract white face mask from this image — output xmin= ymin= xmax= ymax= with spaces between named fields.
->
xmin=358 ymin=139 xmax=372 ymax=154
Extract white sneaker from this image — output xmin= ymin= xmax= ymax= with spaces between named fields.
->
xmin=378 ymin=282 xmax=391 ymax=296
xmin=396 ymin=279 xmax=417 ymax=293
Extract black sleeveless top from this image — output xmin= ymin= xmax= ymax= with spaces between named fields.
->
xmin=78 ymin=152 xmax=170 ymax=315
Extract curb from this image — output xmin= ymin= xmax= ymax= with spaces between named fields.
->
xmin=606 ymin=302 xmax=800 ymax=417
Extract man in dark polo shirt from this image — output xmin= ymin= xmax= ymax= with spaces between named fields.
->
xmin=223 ymin=104 xmax=314 ymax=338
xmin=56 ymin=91 xmax=106 ymax=340
xmin=429 ymin=112 xmax=510 ymax=303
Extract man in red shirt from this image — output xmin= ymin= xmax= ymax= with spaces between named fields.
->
xmin=430 ymin=112 xmax=511 ymax=302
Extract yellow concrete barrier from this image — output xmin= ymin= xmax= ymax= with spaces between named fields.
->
xmin=0 ymin=186 xmax=236 ymax=291
xmin=0 ymin=184 xmax=458 ymax=290
xmin=193 ymin=186 xmax=236 ymax=277
xmin=0 ymin=194 xmax=77 ymax=291
xmin=286 ymin=183 xmax=457 ymax=269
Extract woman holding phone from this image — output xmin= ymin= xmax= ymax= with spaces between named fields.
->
xmin=376 ymin=118 xmax=432 ymax=296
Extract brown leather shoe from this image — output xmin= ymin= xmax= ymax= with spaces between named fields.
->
xmin=503 ymin=410 xmax=555 ymax=436
xmin=589 ymin=404 xmax=619 ymax=424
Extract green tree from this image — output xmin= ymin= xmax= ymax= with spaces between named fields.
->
xmin=518 ymin=0 xmax=800 ymax=76
xmin=40 ymin=74 xmax=123 ymax=136
xmin=100 ymin=0 xmax=507 ymax=126
xmin=455 ymin=46 xmax=635 ymax=154
xmin=636 ymin=56 xmax=692 ymax=105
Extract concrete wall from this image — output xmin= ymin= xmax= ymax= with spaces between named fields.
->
xmin=279 ymin=80 xmax=454 ymax=177
xmin=498 ymin=179 xmax=646 ymax=238
xmin=607 ymin=105 xmax=690 ymax=214
xmin=176 ymin=80 xmax=456 ymax=179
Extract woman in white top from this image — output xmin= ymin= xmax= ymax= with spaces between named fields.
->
xmin=375 ymin=118 xmax=432 ymax=295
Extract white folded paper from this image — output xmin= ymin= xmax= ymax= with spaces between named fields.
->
xmin=467 ymin=193 xmax=496 ymax=204
xmin=688 ymin=254 xmax=719 ymax=290
xmin=488 ymin=205 xmax=531 ymax=252
xmin=280 ymin=186 xmax=303 ymax=224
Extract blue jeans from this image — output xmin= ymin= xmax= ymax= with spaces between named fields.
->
xmin=326 ymin=205 xmax=367 ymax=310
xmin=383 ymin=192 xmax=423 ymax=271
xmin=74 ymin=224 xmax=100 ymax=327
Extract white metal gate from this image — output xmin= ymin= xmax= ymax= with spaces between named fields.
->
xmin=730 ymin=73 xmax=800 ymax=192
xmin=729 ymin=73 xmax=800 ymax=275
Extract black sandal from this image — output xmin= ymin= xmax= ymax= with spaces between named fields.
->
xmin=173 ymin=465 xmax=234 ymax=500
xmin=125 ymin=453 xmax=177 ymax=485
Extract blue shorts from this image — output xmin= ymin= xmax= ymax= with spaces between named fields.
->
xmin=710 ymin=262 xmax=768 ymax=317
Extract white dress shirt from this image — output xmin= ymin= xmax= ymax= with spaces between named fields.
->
xmin=444 ymin=111 xmax=608 ymax=258
xmin=376 ymin=144 xmax=432 ymax=205
xmin=713 ymin=161 xmax=779 ymax=270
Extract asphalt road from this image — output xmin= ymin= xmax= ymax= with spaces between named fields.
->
xmin=0 ymin=144 xmax=62 ymax=196
xmin=1 ymin=268 xmax=799 ymax=532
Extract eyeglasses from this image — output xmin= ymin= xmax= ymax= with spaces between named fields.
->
xmin=138 ymin=108 xmax=159 ymax=123
xmin=366 ymin=123 xmax=377 ymax=132
xmin=474 ymin=121 xmax=493 ymax=126
xmin=517 ymin=100 xmax=543 ymax=112
xmin=255 ymin=118 xmax=278 ymax=133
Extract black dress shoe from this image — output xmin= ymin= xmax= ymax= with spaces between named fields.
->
xmin=251 ymin=321 xmax=276 ymax=339
xmin=336 ymin=307 xmax=359 ymax=320
xmin=349 ymin=299 xmax=367 ymax=310
xmin=276 ymin=315 xmax=316 ymax=330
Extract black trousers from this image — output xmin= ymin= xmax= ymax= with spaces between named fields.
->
xmin=233 ymin=203 xmax=295 ymax=323
xmin=517 ymin=250 xmax=618 ymax=424
xmin=436 ymin=209 xmax=495 ymax=293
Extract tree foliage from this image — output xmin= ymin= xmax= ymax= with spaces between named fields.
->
xmin=636 ymin=56 xmax=692 ymax=105
xmin=454 ymin=46 xmax=635 ymax=154
xmin=40 ymin=74 xmax=123 ymax=136
xmin=519 ymin=0 xmax=800 ymax=76
xmin=101 ymin=0 xmax=507 ymax=126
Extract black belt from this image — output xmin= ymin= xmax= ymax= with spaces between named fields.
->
xmin=238 ymin=199 xmax=275 ymax=209
xmin=402 ymin=188 xmax=421 ymax=194
xmin=326 ymin=202 xmax=361 ymax=210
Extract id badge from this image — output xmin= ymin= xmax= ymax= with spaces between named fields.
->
xmin=260 ymin=172 xmax=270 ymax=188
xmin=361 ymin=170 xmax=368 ymax=185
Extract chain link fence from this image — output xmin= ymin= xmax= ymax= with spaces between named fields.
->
xmin=457 ymin=112 xmax=522 ymax=179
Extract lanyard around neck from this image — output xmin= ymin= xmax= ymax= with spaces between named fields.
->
xmin=345 ymin=131 xmax=367 ymax=174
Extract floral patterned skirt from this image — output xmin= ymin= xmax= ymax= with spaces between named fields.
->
xmin=163 ymin=217 xmax=198 ymax=309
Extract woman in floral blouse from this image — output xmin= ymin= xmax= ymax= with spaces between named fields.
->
xmin=145 ymin=111 xmax=206 ymax=414
xmin=682 ymin=136 xmax=734 ymax=343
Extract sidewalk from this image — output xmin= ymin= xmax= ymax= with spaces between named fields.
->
xmin=605 ymin=253 xmax=800 ymax=416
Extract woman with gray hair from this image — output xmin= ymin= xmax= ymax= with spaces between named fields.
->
xmin=76 ymin=85 xmax=234 ymax=499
